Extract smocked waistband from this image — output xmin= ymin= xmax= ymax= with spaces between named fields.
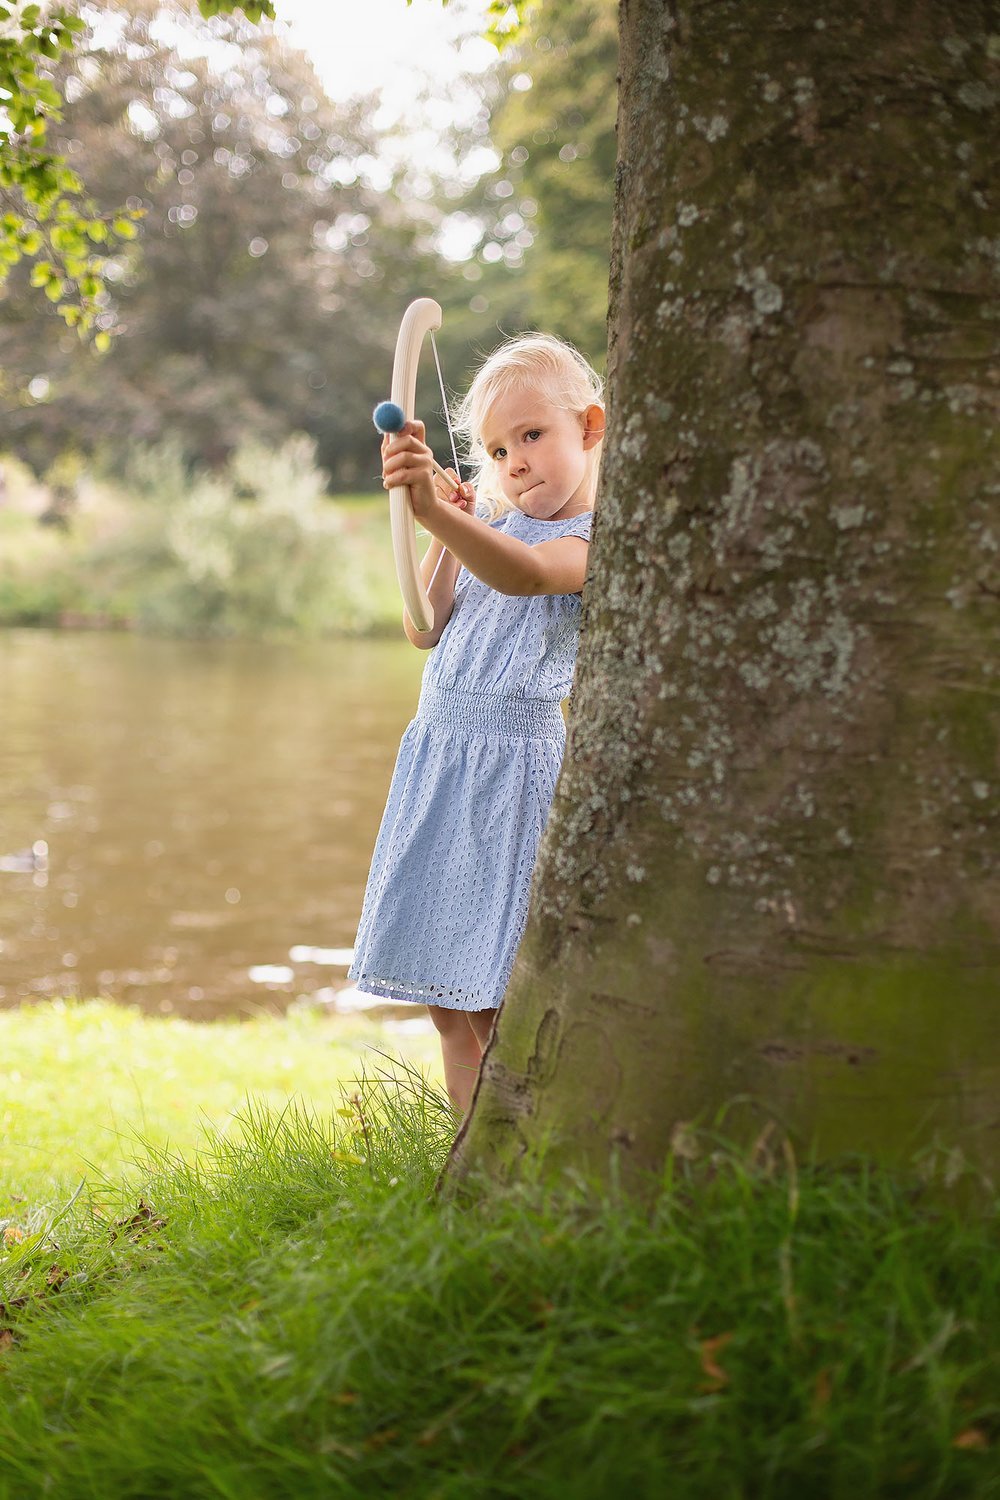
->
xmin=415 ymin=684 xmax=565 ymax=738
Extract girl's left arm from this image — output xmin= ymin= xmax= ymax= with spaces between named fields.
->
xmin=383 ymin=421 xmax=587 ymax=596
xmin=424 ymin=505 xmax=588 ymax=597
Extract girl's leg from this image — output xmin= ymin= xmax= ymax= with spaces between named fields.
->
xmin=426 ymin=1004 xmax=484 ymax=1114
xmin=467 ymin=1008 xmax=499 ymax=1050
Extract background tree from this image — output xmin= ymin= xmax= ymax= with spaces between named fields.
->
xmin=470 ymin=0 xmax=617 ymax=364
xmin=0 ymin=0 xmax=273 ymax=331
xmin=0 ymin=6 xmax=463 ymax=485
xmin=447 ymin=0 xmax=999 ymax=1193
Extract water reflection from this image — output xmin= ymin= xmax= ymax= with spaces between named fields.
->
xmin=0 ymin=628 xmax=424 ymax=1018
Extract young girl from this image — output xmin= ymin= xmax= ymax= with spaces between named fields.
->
xmin=347 ymin=333 xmax=604 ymax=1114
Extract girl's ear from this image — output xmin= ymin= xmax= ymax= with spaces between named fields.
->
xmin=581 ymin=403 xmax=606 ymax=450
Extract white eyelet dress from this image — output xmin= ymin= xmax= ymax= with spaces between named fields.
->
xmin=347 ymin=506 xmax=593 ymax=1011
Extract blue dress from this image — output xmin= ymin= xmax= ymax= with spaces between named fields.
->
xmin=348 ymin=506 xmax=593 ymax=1011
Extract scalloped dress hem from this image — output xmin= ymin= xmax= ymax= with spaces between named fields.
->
xmin=349 ymin=974 xmax=501 ymax=1012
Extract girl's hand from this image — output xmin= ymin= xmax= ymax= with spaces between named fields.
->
xmin=381 ymin=419 xmax=441 ymax=522
xmin=433 ymin=466 xmax=475 ymax=514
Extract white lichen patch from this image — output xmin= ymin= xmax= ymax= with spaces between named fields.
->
xmin=943 ymin=34 xmax=970 ymax=60
xmin=619 ymin=411 xmax=646 ymax=462
xmin=692 ymin=113 xmax=729 ymax=142
xmin=957 ymin=80 xmax=996 ymax=113
xmin=644 ymin=393 xmax=674 ymax=422
xmin=656 ymin=295 xmax=685 ymax=326
xmin=752 ymin=275 xmax=783 ymax=316
xmin=677 ymin=202 xmax=700 ymax=227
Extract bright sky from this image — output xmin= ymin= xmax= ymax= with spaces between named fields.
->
xmin=270 ymin=0 xmax=509 ymax=258
xmin=273 ymin=0 xmax=501 ymax=105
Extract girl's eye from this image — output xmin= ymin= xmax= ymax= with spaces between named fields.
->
xmin=525 ymin=430 xmax=541 ymax=442
xmin=491 ymin=446 xmax=506 ymax=460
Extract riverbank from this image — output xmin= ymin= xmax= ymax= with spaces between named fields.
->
xmin=0 ymin=444 xmax=404 ymax=639
xmin=1 ymin=1005 xmax=996 ymax=1498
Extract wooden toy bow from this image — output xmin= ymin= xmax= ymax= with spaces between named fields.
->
xmin=384 ymin=297 xmax=462 ymax=634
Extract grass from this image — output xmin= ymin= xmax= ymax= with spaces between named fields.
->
xmin=0 ymin=998 xmax=440 ymax=1201
xmin=0 ymin=1005 xmax=998 ymax=1498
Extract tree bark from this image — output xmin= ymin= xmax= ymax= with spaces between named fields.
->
xmin=444 ymin=0 xmax=999 ymax=1195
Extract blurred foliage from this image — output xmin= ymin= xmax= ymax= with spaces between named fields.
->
xmin=0 ymin=6 xmax=467 ymax=488
xmin=0 ymin=0 xmax=272 ymax=334
xmin=0 ymin=435 xmax=403 ymax=637
xmin=0 ymin=0 xmax=620 ymax=509
xmin=463 ymin=0 xmax=618 ymax=367
xmin=482 ymin=0 xmax=534 ymax=48
xmin=85 ymin=434 xmax=377 ymax=636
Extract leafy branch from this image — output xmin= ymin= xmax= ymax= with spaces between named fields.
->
xmin=0 ymin=0 xmax=275 ymax=341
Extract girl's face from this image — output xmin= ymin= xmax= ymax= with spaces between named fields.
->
xmin=481 ymin=387 xmax=604 ymax=521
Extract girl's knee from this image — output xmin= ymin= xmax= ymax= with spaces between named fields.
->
xmin=467 ymin=1007 xmax=498 ymax=1046
xmin=426 ymin=1003 xmax=474 ymax=1037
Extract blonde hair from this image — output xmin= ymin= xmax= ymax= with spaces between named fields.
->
xmin=453 ymin=333 xmax=604 ymax=522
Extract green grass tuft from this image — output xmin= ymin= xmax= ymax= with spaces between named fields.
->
xmin=1 ymin=1049 xmax=998 ymax=1499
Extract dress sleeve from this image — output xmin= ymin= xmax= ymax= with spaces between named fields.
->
xmin=561 ymin=512 xmax=594 ymax=542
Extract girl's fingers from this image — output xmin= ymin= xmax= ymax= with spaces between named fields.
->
xmin=429 ymin=471 xmax=474 ymax=509
xmin=384 ymin=466 xmax=432 ymax=489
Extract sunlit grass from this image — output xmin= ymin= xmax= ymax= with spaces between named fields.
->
xmin=0 ymin=998 xmax=441 ymax=1207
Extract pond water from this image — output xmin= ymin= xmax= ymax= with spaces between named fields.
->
xmin=0 ymin=628 xmax=426 ymax=1019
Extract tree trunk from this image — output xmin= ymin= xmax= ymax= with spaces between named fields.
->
xmin=444 ymin=0 xmax=999 ymax=1195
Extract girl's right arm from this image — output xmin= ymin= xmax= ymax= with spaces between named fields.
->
xmin=400 ymin=460 xmax=475 ymax=650
xmin=403 ymin=539 xmax=460 ymax=649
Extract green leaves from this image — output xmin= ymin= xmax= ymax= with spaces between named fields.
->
xmin=404 ymin=0 xmax=532 ymax=46
xmin=0 ymin=1 xmax=270 ymax=339
xmin=485 ymin=0 xmax=535 ymax=48
xmin=29 ymin=259 xmax=55 ymax=288
xmin=196 ymin=0 xmax=276 ymax=19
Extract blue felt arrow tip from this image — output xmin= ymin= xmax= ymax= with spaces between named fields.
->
xmin=373 ymin=400 xmax=406 ymax=433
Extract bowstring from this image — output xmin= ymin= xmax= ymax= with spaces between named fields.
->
xmin=431 ymin=331 xmax=462 ymax=481
xmin=425 ymin=330 xmax=464 ymax=593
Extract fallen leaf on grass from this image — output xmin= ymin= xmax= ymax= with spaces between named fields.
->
xmin=0 ymin=1329 xmax=16 ymax=1350
xmin=698 ymin=1332 xmax=733 ymax=1391
xmin=2 ymin=1225 xmax=25 ymax=1246
xmin=811 ymin=1366 xmax=832 ymax=1413
xmin=110 ymin=1199 xmax=167 ymax=1243
xmin=318 ymin=1437 xmax=359 ymax=1459
xmin=329 ymin=1391 xmax=358 ymax=1406
xmin=364 ymin=1427 xmax=399 ymax=1451
xmin=953 ymin=1428 xmax=990 ymax=1451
